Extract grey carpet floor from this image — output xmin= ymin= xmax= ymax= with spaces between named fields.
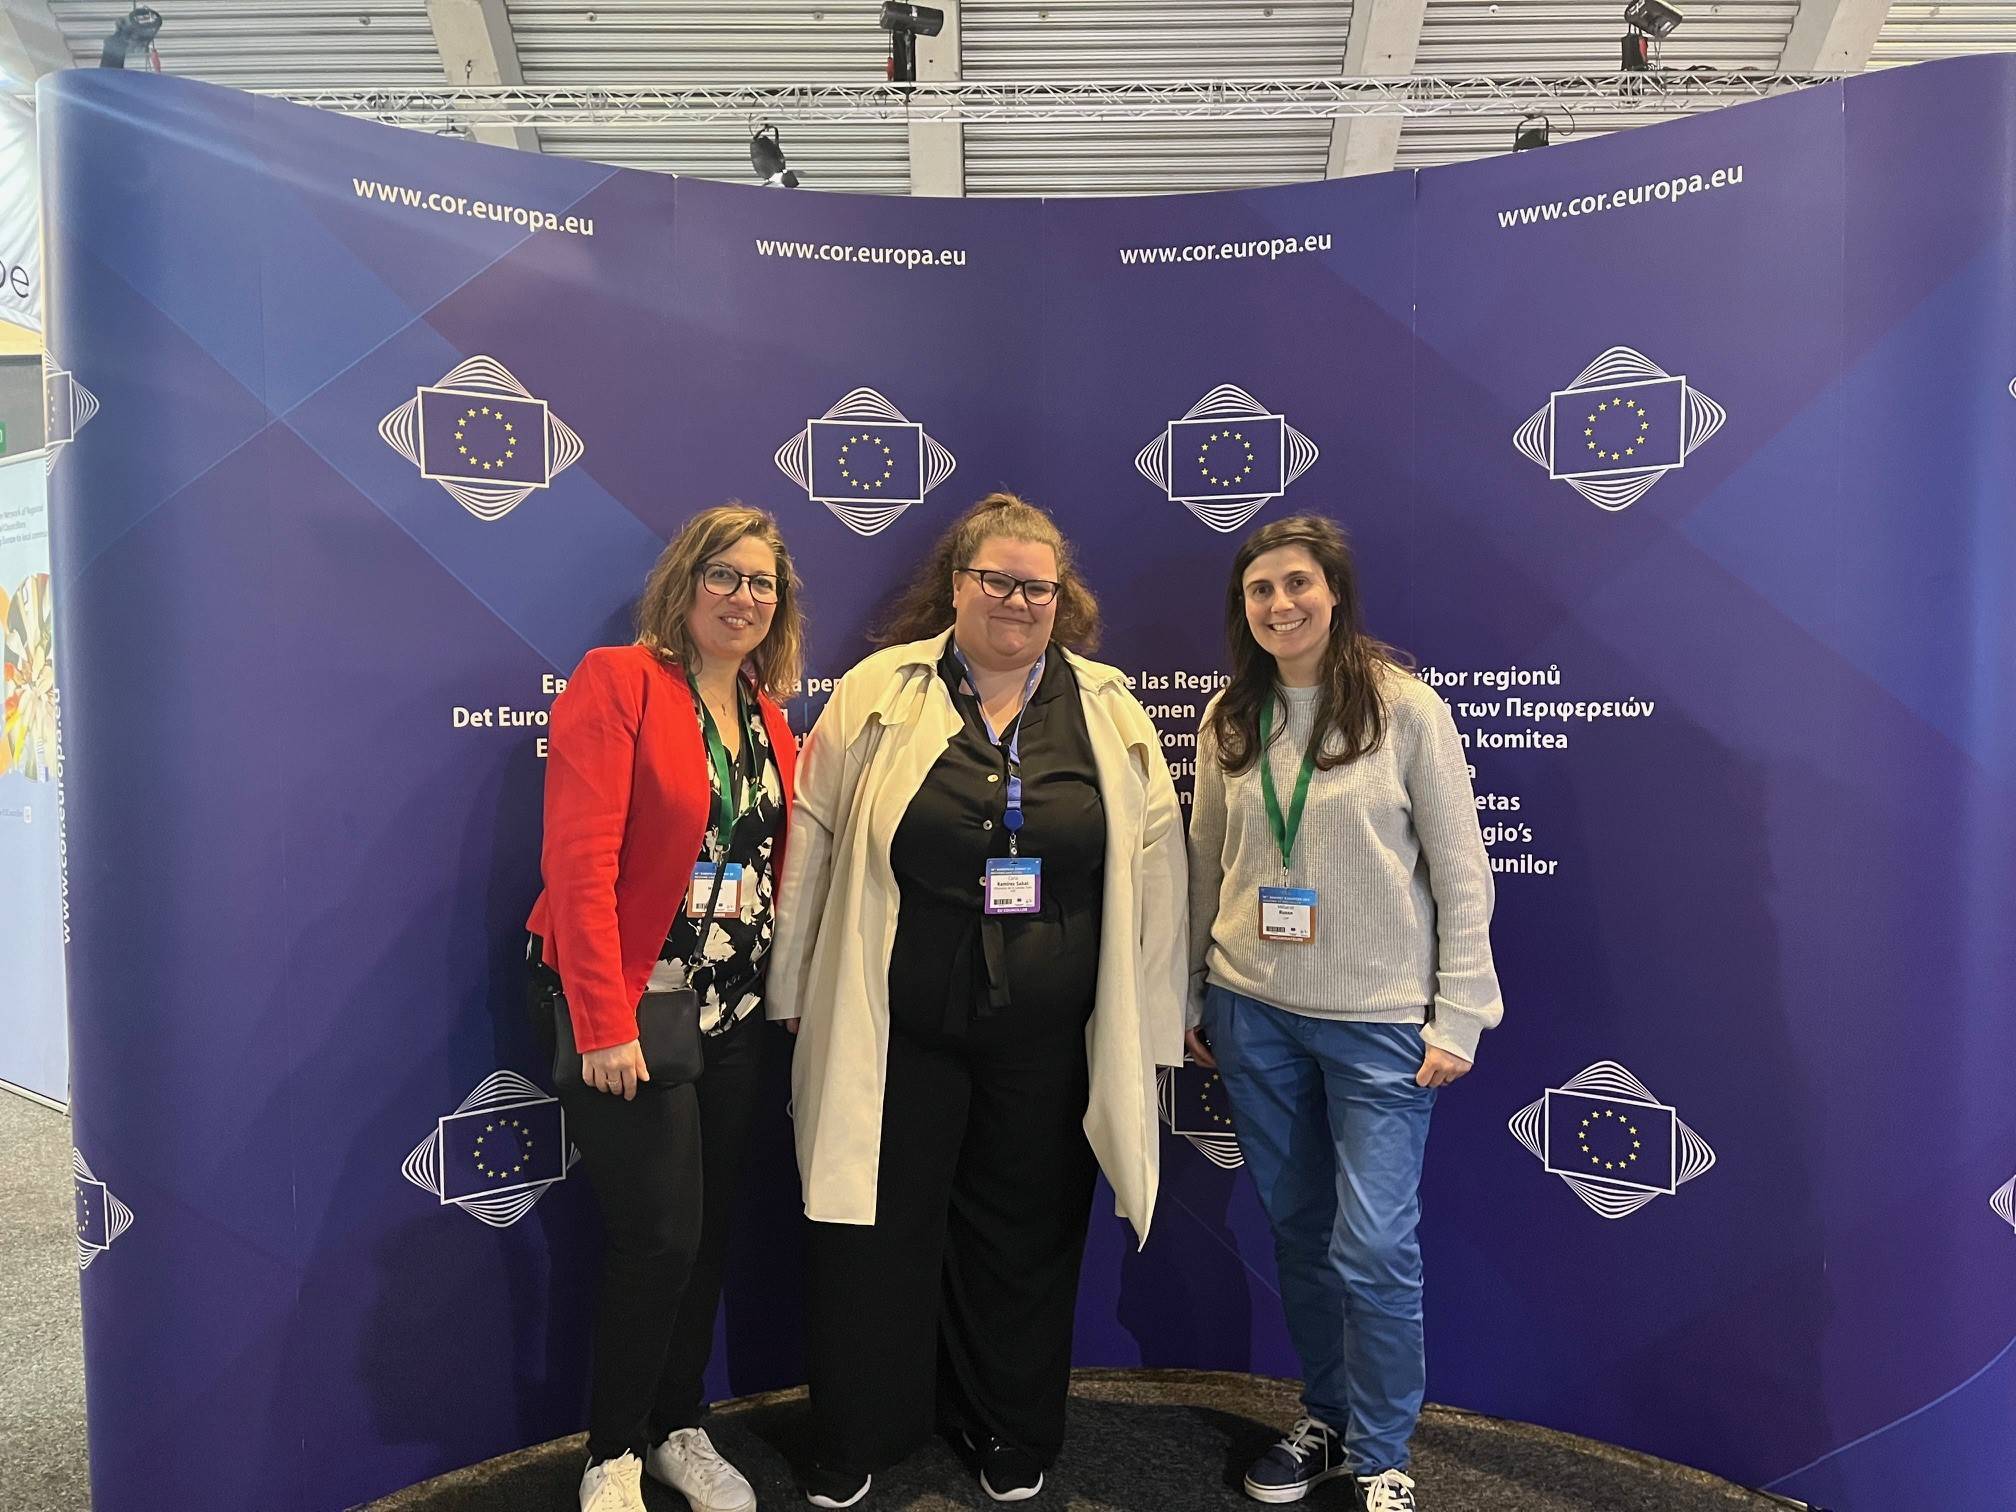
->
xmin=0 ymin=1090 xmax=91 ymax=1512
xmin=361 ymin=1370 xmax=1785 ymax=1512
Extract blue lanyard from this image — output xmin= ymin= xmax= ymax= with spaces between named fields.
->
xmin=949 ymin=644 xmax=1045 ymax=853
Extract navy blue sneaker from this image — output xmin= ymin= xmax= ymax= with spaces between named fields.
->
xmin=1242 ymin=1416 xmax=1349 ymax=1503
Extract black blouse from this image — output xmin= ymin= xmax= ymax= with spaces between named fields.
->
xmin=888 ymin=643 xmax=1107 ymax=1036
xmin=658 ymin=684 xmax=784 ymax=1035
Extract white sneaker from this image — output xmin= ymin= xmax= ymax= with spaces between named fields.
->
xmin=649 ymin=1426 xmax=758 ymax=1512
xmin=580 ymin=1451 xmax=649 ymax=1512
xmin=1357 ymin=1468 xmax=1418 ymax=1512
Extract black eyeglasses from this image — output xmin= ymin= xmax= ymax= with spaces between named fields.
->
xmin=955 ymin=567 xmax=1061 ymax=607
xmin=696 ymin=562 xmax=781 ymax=603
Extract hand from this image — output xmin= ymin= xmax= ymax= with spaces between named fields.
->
xmin=781 ymin=1018 xmax=801 ymax=1036
xmin=581 ymin=1040 xmax=649 ymax=1100
xmin=1416 ymin=1046 xmax=1471 ymax=1089
xmin=1185 ymin=1026 xmax=1217 ymax=1069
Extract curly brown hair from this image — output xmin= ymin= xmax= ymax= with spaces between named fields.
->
xmin=634 ymin=503 xmax=805 ymax=697
xmin=875 ymin=492 xmax=1101 ymax=652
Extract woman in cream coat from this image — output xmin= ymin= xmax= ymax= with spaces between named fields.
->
xmin=768 ymin=493 xmax=1187 ymax=1507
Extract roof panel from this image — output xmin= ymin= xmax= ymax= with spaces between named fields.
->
xmin=50 ymin=1 xmax=442 ymax=90
xmin=1870 ymin=2 xmax=2016 ymax=68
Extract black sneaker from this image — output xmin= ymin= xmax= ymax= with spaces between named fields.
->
xmin=1242 ymin=1416 xmax=1349 ymax=1503
xmin=963 ymin=1432 xmax=1044 ymax=1503
xmin=801 ymin=1463 xmax=872 ymax=1509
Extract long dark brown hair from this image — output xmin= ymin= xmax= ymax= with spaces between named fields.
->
xmin=1209 ymin=514 xmax=1411 ymax=775
xmin=635 ymin=503 xmax=805 ymax=697
xmin=875 ymin=492 xmax=1101 ymax=652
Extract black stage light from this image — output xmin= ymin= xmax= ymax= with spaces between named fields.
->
xmin=1513 ymin=114 xmax=1551 ymax=152
xmin=1624 ymin=0 xmax=1685 ymax=38
xmin=99 ymin=6 xmax=163 ymax=69
xmin=1621 ymin=31 xmax=1652 ymax=70
xmin=879 ymin=3 xmax=945 ymax=84
xmin=750 ymin=125 xmax=800 ymax=188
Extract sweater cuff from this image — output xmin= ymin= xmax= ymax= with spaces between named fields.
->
xmin=1422 ymin=996 xmax=1490 ymax=1064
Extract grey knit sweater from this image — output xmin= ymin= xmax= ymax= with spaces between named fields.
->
xmin=1186 ymin=672 xmax=1503 ymax=1062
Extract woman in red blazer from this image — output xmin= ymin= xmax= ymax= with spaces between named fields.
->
xmin=527 ymin=504 xmax=802 ymax=1512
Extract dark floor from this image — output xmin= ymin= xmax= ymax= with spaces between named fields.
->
xmin=0 ymin=1090 xmax=91 ymax=1512
xmin=361 ymin=1370 xmax=1785 ymax=1512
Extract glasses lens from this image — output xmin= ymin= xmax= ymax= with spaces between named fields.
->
xmin=748 ymin=575 xmax=779 ymax=603
xmin=978 ymin=570 xmax=1016 ymax=599
xmin=1023 ymin=580 xmax=1059 ymax=606
xmin=700 ymin=565 xmax=736 ymax=595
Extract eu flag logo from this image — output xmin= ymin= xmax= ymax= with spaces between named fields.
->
xmin=1164 ymin=1062 xmax=1240 ymax=1139
xmin=75 ymin=1176 xmax=110 ymax=1249
xmin=437 ymin=1098 xmax=567 ymax=1203
xmin=807 ymin=419 xmax=925 ymax=505
xmin=403 ymin=1071 xmax=577 ymax=1227
xmin=1167 ymin=415 xmax=1286 ymax=502
xmin=1510 ymin=1060 xmax=1715 ymax=1219
xmin=1548 ymin=375 xmax=1685 ymax=478
xmin=418 ymin=388 xmax=551 ymax=489
xmin=1542 ymin=1088 xmax=1678 ymax=1194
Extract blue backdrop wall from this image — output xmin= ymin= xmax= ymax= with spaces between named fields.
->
xmin=39 ymin=58 xmax=2016 ymax=1512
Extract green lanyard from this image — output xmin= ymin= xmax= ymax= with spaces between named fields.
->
xmin=689 ymin=675 xmax=759 ymax=844
xmin=1258 ymin=695 xmax=1317 ymax=880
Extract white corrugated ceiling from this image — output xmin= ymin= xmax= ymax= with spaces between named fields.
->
xmin=32 ymin=2 xmax=2016 ymax=192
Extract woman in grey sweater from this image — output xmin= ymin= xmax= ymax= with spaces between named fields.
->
xmin=1186 ymin=515 xmax=1502 ymax=1512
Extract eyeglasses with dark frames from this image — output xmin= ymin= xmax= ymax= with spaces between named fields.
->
xmin=696 ymin=562 xmax=781 ymax=603
xmin=955 ymin=566 xmax=1061 ymax=607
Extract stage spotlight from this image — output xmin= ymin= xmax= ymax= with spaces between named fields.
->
xmin=1513 ymin=114 xmax=1551 ymax=152
xmin=1624 ymin=0 xmax=1685 ymax=38
xmin=750 ymin=125 xmax=800 ymax=188
xmin=99 ymin=6 xmax=162 ymax=69
xmin=879 ymin=3 xmax=944 ymax=84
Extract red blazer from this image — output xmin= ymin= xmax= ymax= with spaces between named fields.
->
xmin=526 ymin=644 xmax=798 ymax=1054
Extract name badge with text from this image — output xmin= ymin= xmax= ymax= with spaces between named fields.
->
xmin=1258 ymin=885 xmax=1317 ymax=944
xmin=689 ymin=863 xmax=745 ymax=919
xmin=984 ymin=856 xmax=1043 ymax=916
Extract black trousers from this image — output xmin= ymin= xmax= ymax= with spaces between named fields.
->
xmin=558 ymin=1005 xmax=766 ymax=1462
xmin=806 ymin=1006 xmax=1098 ymax=1475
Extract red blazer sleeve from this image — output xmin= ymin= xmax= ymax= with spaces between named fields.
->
xmin=540 ymin=650 xmax=644 ymax=1053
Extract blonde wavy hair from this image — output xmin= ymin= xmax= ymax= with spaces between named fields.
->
xmin=635 ymin=503 xmax=805 ymax=697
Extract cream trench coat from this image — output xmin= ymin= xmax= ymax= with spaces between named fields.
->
xmin=767 ymin=631 xmax=1189 ymax=1245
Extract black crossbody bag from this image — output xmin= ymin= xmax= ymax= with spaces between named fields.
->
xmin=542 ymin=859 xmax=727 ymax=1092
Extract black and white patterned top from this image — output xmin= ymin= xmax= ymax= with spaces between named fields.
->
xmin=655 ymin=686 xmax=784 ymax=1035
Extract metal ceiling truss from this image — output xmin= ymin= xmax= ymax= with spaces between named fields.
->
xmin=267 ymin=73 xmax=1850 ymax=131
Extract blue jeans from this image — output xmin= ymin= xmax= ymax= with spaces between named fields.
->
xmin=1203 ymin=986 xmax=1436 ymax=1475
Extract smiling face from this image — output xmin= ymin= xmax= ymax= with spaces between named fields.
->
xmin=951 ymin=533 xmax=1059 ymax=672
xmin=1241 ymin=544 xmax=1339 ymax=682
xmin=683 ymin=532 xmax=779 ymax=675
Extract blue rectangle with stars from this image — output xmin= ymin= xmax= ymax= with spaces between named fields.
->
xmin=75 ymin=1176 xmax=111 ymax=1248
xmin=1166 ymin=414 xmax=1285 ymax=501
xmin=417 ymin=386 xmax=553 ymax=488
xmin=437 ymin=1098 xmax=568 ymax=1201
xmin=1543 ymin=1089 xmax=1678 ymax=1194
xmin=1549 ymin=374 xmax=1686 ymax=478
xmin=1165 ymin=1061 xmax=1241 ymax=1139
xmin=808 ymin=418 xmax=925 ymax=505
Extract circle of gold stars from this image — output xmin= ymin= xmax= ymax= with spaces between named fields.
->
xmin=1197 ymin=429 xmax=1257 ymax=489
xmin=1577 ymin=1106 xmax=1643 ymax=1173
xmin=837 ymin=432 xmax=895 ymax=493
xmin=455 ymin=404 xmax=518 ymax=474
xmin=474 ymin=1116 xmax=535 ymax=1180
xmin=1583 ymin=395 xmax=1651 ymax=463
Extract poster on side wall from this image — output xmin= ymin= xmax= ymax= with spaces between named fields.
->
xmin=0 ymin=93 xmax=39 ymax=333
xmin=0 ymin=447 xmax=65 ymax=1101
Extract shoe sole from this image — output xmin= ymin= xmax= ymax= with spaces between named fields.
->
xmin=805 ymin=1475 xmax=871 ymax=1509
xmin=1242 ymin=1466 xmax=1354 ymax=1504
xmin=980 ymin=1471 xmax=1043 ymax=1503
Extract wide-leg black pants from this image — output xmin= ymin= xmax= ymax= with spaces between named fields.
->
xmin=557 ymin=1004 xmax=766 ymax=1463
xmin=806 ymin=1008 xmax=1098 ymax=1476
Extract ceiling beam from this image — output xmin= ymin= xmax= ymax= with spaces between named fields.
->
xmin=425 ymin=0 xmax=540 ymax=152
xmin=0 ymin=0 xmax=73 ymax=83
xmin=1327 ymin=0 xmax=1431 ymax=178
xmin=909 ymin=1 xmax=965 ymax=196
xmin=1779 ymin=0 xmax=1889 ymax=72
